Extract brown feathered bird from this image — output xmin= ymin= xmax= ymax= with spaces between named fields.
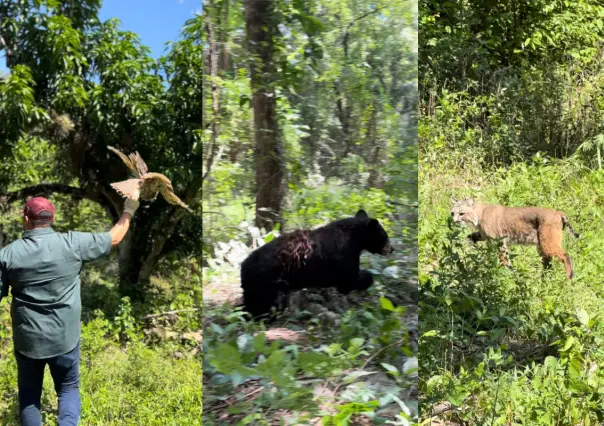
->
xmin=107 ymin=146 xmax=192 ymax=212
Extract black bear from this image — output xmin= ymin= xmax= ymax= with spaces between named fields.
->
xmin=240 ymin=209 xmax=394 ymax=318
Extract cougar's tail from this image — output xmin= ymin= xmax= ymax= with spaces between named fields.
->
xmin=562 ymin=214 xmax=580 ymax=239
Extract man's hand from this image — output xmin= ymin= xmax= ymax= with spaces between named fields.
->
xmin=123 ymin=198 xmax=140 ymax=217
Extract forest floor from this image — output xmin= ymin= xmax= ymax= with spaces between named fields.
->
xmin=203 ymin=239 xmax=418 ymax=425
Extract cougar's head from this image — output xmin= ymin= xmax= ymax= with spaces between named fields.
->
xmin=450 ymin=197 xmax=480 ymax=227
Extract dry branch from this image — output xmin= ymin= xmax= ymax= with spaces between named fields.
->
xmin=143 ymin=308 xmax=201 ymax=319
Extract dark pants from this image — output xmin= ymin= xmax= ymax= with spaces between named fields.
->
xmin=14 ymin=342 xmax=81 ymax=426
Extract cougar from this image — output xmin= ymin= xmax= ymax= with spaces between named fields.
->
xmin=451 ymin=198 xmax=580 ymax=279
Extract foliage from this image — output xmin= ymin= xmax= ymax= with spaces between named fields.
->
xmin=0 ymin=0 xmax=205 ymax=298
xmin=420 ymin=0 xmax=604 ymax=165
xmin=419 ymin=2 xmax=604 ymax=422
xmin=419 ymin=154 xmax=604 ymax=424
xmin=202 ymin=0 xmax=417 ymax=423
xmin=203 ymin=294 xmax=416 ymax=424
xmin=203 ymin=205 xmax=417 ymax=423
xmin=202 ymin=0 xmax=417 ymax=250
xmin=0 ymin=3 xmax=203 ymax=423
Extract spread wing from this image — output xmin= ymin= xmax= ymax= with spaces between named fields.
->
xmin=161 ymin=187 xmax=192 ymax=212
xmin=110 ymin=179 xmax=143 ymax=200
xmin=144 ymin=173 xmax=192 ymax=212
xmin=129 ymin=151 xmax=149 ymax=176
xmin=107 ymin=146 xmax=140 ymax=177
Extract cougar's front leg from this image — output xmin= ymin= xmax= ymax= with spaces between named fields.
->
xmin=498 ymin=239 xmax=512 ymax=268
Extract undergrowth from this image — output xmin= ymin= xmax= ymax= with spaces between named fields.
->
xmin=202 ymin=189 xmax=418 ymax=425
xmin=419 ymin=155 xmax=604 ymax=425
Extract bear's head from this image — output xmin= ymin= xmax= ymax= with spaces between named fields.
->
xmin=355 ymin=209 xmax=394 ymax=255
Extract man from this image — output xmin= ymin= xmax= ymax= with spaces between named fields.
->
xmin=0 ymin=195 xmax=140 ymax=426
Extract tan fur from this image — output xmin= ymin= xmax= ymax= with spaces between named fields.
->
xmin=451 ymin=198 xmax=579 ymax=279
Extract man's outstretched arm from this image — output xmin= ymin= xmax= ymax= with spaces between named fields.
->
xmin=72 ymin=198 xmax=140 ymax=262
xmin=110 ymin=198 xmax=139 ymax=247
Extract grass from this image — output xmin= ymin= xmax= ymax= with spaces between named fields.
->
xmin=419 ymin=155 xmax=604 ymax=425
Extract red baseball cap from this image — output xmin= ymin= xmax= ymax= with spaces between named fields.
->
xmin=23 ymin=197 xmax=55 ymax=221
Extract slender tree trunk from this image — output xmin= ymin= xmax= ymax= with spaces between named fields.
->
xmin=220 ymin=0 xmax=231 ymax=73
xmin=367 ymin=102 xmax=384 ymax=188
xmin=202 ymin=8 xmax=222 ymax=182
xmin=244 ymin=0 xmax=284 ymax=231
xmin=335 ymin=81 xmax=352 ymax=154
xmin=116 ymin=177 xmax=200 ymax=301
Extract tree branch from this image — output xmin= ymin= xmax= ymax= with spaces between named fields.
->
xmin=0 ymin=183 xmax=92 ymax=204
xmin=429 ymin=402 xmax=455 ymax=417
xmin=345 ymin=4 xmax=391 ymax=31
xmin=0 ymin=33 xmax=13 ymax=62
xmin=387 ymin=200 xmax=418 ymax=208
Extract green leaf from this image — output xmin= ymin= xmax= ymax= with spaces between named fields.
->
xmin=298 ymin=13 xmax=325 ymax=36
xmin=562 ymin=336 xmax=575 ymax=352
xmin=381 ymin=363 xmax=399 ymax=376
xmin=299 ymin=351 xmax=338 ymax=377
xmin=208 ymin=343 xmax=242 ymax=375
xmin=253 ymin=332 xmax=267 ymax=353
xmin=257 ymin=350 xmax=291 ymax=387
xmin=379 ymin=297 xmax=395 ymax=311
xmin=349 ymin=337 xmax=364 ymax=350
xmin=446 ymin=389 xmax=469 ymax=406
xmin=544 ymin=356 xmax=558 ymax=373
xmin=576 ymin=309 xmax=590 ymax=326
xmin=569 ymin=377 xmax=591 ymax=393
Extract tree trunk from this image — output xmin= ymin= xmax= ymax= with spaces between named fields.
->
xmin=367 ymin=102 xmax=384 ymax=188
xmin=202 ymin=8 xmax=222 ymax=182
xmin=219 ymin=0 xmax=232 ymax=73
xmin=335 ymin=81 xmax=352 ymax=155
xmin=244 ymin=0 xmax=284 ymax=232
xmin=114 ymin=165 xmax=202 ymax=300
xmin=117 ymin=201 xmax=187 ymax=301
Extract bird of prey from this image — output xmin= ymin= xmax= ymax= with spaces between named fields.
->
xmin=107 ymin=146 xmax=192 ymax=212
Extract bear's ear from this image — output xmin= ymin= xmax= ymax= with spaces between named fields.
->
xmin=356 ymin=209 xmax=369 ymax=219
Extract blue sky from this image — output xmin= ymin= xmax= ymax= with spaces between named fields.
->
xmin=1 ymin=0 xmax=202 ymax=73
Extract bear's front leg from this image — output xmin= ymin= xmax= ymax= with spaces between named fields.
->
xmin=336 ymin=270 xmax=374 ymax=294
xmin=354 ymin=270 xmax=374 ymax=291
xmin=242 ymin=285 xmax=281 ymax=319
